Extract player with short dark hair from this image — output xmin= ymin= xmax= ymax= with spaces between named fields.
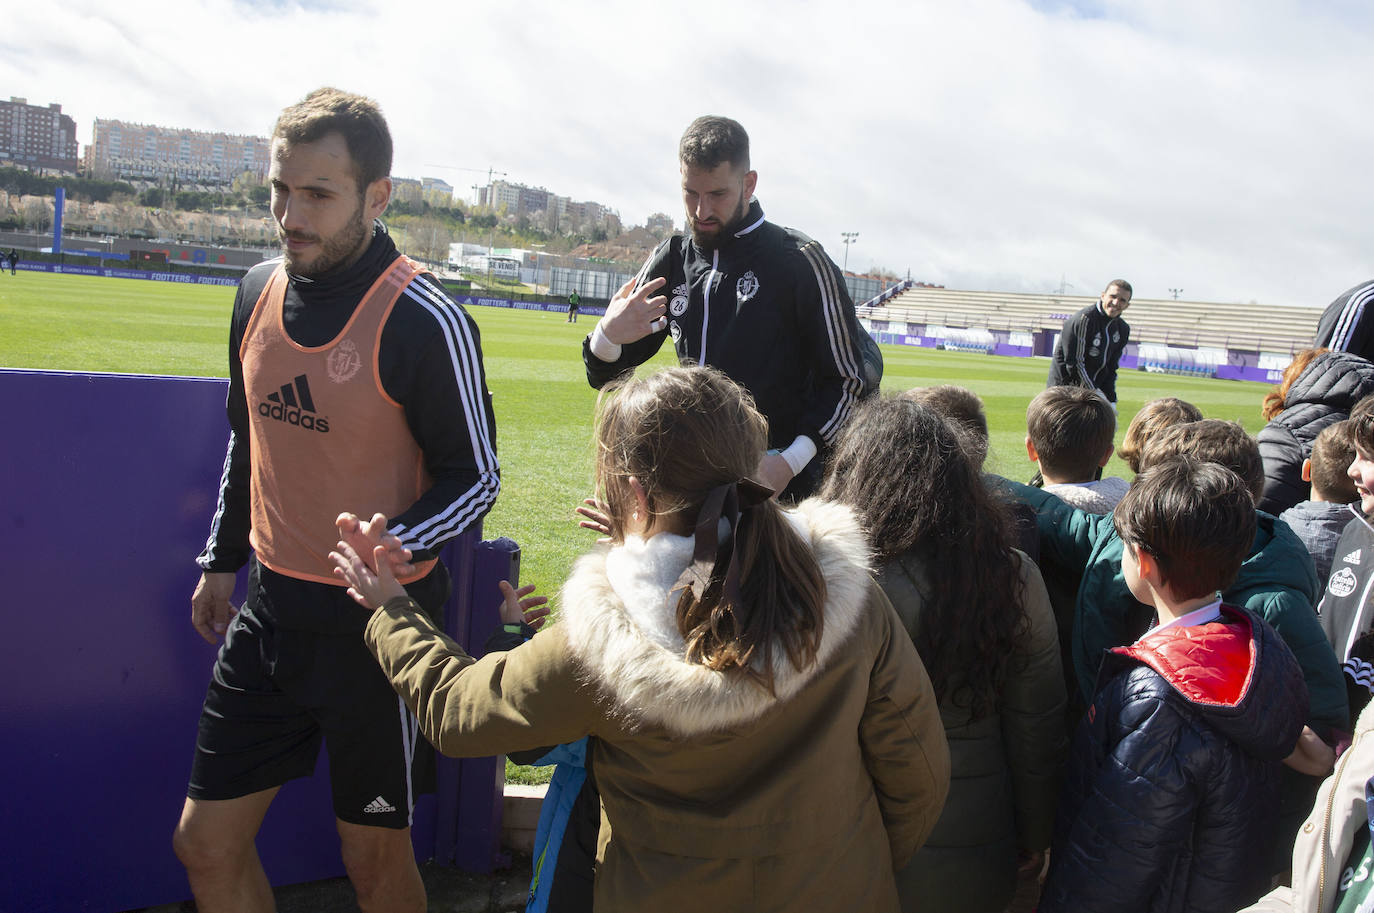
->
xmin=582 ymin=114 xmax=878 ymax=500
xmin=173 ymin=87 xmax=499 ymax=913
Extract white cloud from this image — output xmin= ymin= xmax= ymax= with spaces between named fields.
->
xmin=3 ymin=0 xmax=1371 ymax=305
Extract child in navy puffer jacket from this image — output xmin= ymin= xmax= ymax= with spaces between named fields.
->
xmin=1040 ymin=456 xmax=1309 ymax=913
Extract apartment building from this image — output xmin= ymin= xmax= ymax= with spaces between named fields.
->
xmin=475 ymin=178 xmax=617 ymax=233
xmin=84 ymin=118 xmax=270 ymax=185
xmin=0 ymin=97 xmax=79 ymax=172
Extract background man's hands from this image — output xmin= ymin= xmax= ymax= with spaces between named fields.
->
xmin=755 ymin=452 xmax=795 ymax=500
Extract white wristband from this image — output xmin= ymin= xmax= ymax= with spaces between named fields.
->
xmin=589 ymin=323 xmax=622 ymax=362
xmin=780 ymin=435 xmax=818 ymax=475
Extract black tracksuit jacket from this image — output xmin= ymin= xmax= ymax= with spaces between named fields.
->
xmin=582 ymin=200 xmax=867 ymax=492
xmin=1047 ymin=302 xmax=1130 ymax=402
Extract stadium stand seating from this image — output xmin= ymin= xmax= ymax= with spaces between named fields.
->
xmin=864 ymin=287 xmax=1324 ymax=354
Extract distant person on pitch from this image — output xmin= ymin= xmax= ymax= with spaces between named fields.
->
xmin=1047 ymin=279 xmax=1132 ymax=408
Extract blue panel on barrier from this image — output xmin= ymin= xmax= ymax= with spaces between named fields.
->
xmin=0 ymin=369 xmax=356 ymax=910
xmin=454 ymin=537 xmax=520 ymax=873
xmin=0 ymin=369 xmax=489 ymax=910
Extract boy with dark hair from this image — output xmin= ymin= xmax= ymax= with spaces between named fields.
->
xmin=1117 ymin=396 xmax=1203 ymax=475
xmin=1003 ymin=414 xmax=1343 ymax=725
xmin=1040 ymin=456 xmax=1308 ymax=913
xmin=999 ymin=417 xmax=1347 ymax=881
xmin=1025 ymin=385 xmax=1128 ymax=513
xmin=1280 ymin=420 xmax=1358 ymax=589
xmin=1140 ymin=419 xmax=1267 ymax=503
xmin=901 ymin=384 xmax=989 ymax=469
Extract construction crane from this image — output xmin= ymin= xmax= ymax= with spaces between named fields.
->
xmin=423 ymin=165 xmax=508 ymax=206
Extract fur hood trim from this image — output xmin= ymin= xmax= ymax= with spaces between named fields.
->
xmin=559 ymin=498 xmax=872 ymax=736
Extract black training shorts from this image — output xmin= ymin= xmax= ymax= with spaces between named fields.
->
xmin=186 ymin=559 xmax=451 ymax=828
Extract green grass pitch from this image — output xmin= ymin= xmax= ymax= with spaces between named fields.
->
xmin=0 ymin=271 xmax=1278 ymax=612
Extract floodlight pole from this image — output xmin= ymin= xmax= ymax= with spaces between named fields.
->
xmin=841 ymin=232 xmax=859 ymax=273
xmin=1168 ymin=288 xmax=1183 ymax=300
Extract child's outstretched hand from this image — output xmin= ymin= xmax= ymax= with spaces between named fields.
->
xmin=576 ymin=498 xmax=612 ymax=543
xmin=335 ymin=512 xmax=415 ymax=578
xmin=499 ymin=580 xmax=550 ymax=630
xmin=331 ymin=539 xmax=407 ymax=610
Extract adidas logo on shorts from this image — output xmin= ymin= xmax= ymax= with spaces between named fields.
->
xmin=363 ymin=795 xmax=396 ymax=814
xmin=257 ymin=374 xmax=330 ymax=433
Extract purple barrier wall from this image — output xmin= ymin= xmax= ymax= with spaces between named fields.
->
xmin=17 ymin=261 xmax=241 ymax=286
xmin=440 ymin=291 xmax=606 ymax=319
xmin=1216 ymin=364 xmax=1282 ymax=383
xmin=0 ymin=369 xmax=512 ymax=912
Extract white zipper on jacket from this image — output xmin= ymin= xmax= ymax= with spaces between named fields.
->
xmin=700 ymin=249 xmax=718 ymax=364
xmin=698 ymin=208 xmax=762 ymax=366
xmin=1087 ymin=314 xmax=1120 ymax=388
xmin=1319 ymin=729 xmax=1361 ymax=910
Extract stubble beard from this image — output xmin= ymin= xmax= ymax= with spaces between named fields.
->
xmin=689 ymin=195 xmax=749 ymax=250
xmin=280 ymin=201 xmax=371 ymax=279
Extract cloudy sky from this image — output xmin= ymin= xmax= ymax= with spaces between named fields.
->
xmin=4 ymin=0 xmax=1371 ymax=306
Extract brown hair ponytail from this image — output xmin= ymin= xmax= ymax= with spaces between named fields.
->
xmin=596 ymin=367 xmax=827 ymax=691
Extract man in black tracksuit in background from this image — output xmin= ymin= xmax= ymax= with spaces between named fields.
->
xmin=582 ymin=114 xmax=875 ymax=500
xmin=1048 ymin=279 xmax=1133 ymax=407
xmin=1315 ymin=279 xmax=1374 ymax=363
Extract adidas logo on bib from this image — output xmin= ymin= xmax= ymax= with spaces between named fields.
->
xmin=257 ymin=374 xmax=329 ymax=433
xmin=363 ymin=795 xmax=396 ymax=814
xmin=1345 ymin=549 xmax=1363 ymax=566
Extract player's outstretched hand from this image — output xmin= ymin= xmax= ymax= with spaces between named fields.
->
xmin=331 ymin=540 xmax=407 ymax=610
xmin=498 ymin=580 xmax=550 ymax=630
xmin=576 ymin=498 xmax=613 ymax=542
xmin=599 ymin=275 xmax=668 ymax=346
xmin=336 ymin=511 xmax=414 ymax=578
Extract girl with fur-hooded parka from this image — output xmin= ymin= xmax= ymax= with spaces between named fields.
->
xmin=334 ymin=365 xmax=951 ymax=913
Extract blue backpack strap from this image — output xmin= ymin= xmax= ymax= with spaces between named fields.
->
xmin=526 ymin=738 xmax=589 ymax=913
